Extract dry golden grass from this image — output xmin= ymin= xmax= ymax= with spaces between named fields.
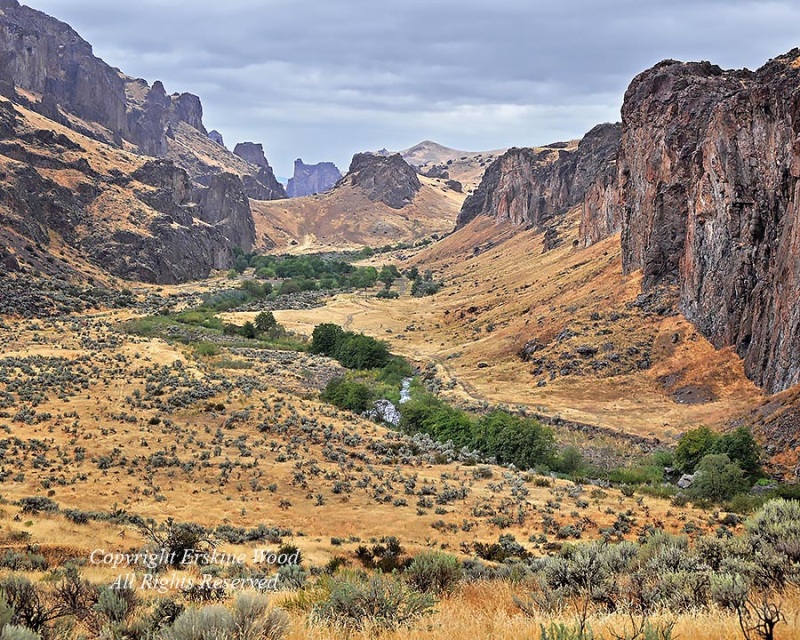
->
xmin=276 ymin=211 xmax=763 ymax=444
xmin=250 ymin=175 xmax=462 ymax=253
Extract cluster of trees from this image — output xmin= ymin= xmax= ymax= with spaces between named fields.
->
xmin=310 ymin=324 xmax=390 ymax=370
xmin=223 ymin=312 xmax=284 ymax=341
xmin=674 ymin=426 xmax=763 ymax=501
xmin=406 ymin=266 xmax=443 ymax=297
xmin=228 ymin=249 xmax=403 ymax=295
xmin=400 ymin=393 xmax=556 ymax=470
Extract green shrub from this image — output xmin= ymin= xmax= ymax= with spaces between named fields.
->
xmin=746 ymin=498 xmax=800 ymax=562
xmin=690 ymin=454 xmax=747 ymax=502
xmin=231 ymin=593 xmax=289 ymax=640
xmin=311 ymin=572 xmax=435 ymax=631
xmin=404 ymin=552 xmax=463 ymax=595
xmin=322 ymin=378 xmax=373 ymax=414
xmin=674 ymin=426 xmax=719 ymax=473
xmin=0 ymin=627 xmax=40 ymax=640
xmin=310 ymin=324 xmax=390 ymax=369
xmin=192 ymin=342 xmax=220 ymax=357
xmin=334 ymin=333 xmax=390 ymax=369
xmin=93 ymin=587 xmax=131 ymax=624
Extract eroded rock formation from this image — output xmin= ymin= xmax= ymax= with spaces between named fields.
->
xmin=233 ymin=142 xmax=287 ymax=200
xmin=346 ymin=153 xmax=421 ymax=209
xmin=612 ymin=53 xmax=800 ymax=393
xmin=286 ymin=158 xmax=341 ymax=197
xmin=456 ymin=123 xmax=620 ymax=230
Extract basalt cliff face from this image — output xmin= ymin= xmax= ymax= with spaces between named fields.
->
xmin=232 ymin=142 xmax=287 ymax=201
xmin=0 ymin=96 xmax=254 ymax=283
xmin=0 ymin=0 xmax=275 ymax=283
xmin=286 ymin=158 xmax=341 ymax=197
xmin=611 ymin=52 xmax=800 ymax=394
xmin=455 ymin=50 xmax=800 ymax=394
xmin=456 ymin=123 xmax=620 ymax=231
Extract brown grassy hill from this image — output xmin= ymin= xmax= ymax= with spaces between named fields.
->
xmin=398 ymin=140 xmax=510 ymax=192
xmin=250 ymin=175 xmax=464 ymax=252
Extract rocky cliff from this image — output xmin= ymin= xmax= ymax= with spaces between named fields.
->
xmin=286 ymin=158 xmax=341 ymax=197
xmin=0 ymin=95 xmax=254 ymax=283
xmin=233 ymin=142 xmax=287 ymax=200
xmin=456 ymin=123 xmax=620 ymax=230
xmin=460 ymin=50 xmax=800 ymax=394
xmin=346 ymin=153 xmax=421 ymax=209
xmin=0 ymin=0 xmax=282 ymax=283
xmin=610 ymin=52 xmax=800 ymax=393
xmin=0 ymin=0 xmax=285 ymax=196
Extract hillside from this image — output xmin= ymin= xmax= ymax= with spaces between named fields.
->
xmin=250 ymin=154 xmax=464 ymax=252
xmin=275 ymin=210 xmax=763 ymax=446
xmin=381 ymin=140 xmax=509 ymax=193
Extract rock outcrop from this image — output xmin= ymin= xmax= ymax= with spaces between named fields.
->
xmin=208 ymin=129 xmax=225 ymax=147
xmin=286 ymin=158 xmax=341 ymax=197
xmin=456 ymin=124 xmax=620 ymax=230
xmin=346 ymin=153 xmax=421 ymax=209
xmin=0 ymin=97 xmax=253 ymax=283
xmin=0 ymin=0 xmax=128 ymax=137
xmin=233 ymin=142 xmax=287 ymax=200
xmin=609 ymin=52 xmax=800 ymax=393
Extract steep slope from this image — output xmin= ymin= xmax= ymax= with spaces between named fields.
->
xmin=251 ymin=153 xmax=463 ymax=251
xmin=608 ymin=53 xmax=800 ymax=394
xmin=456 ymin=124 xmax=620 ymax=237
xmin=0 ymin=0 xmax=284 ymax=197
xmin=0 ymin=97 xmax=254 ymax=283
xmin=455 ymin=50 xmax=800 ymax=397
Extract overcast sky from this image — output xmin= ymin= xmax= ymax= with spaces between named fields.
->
xmin=26 ymin=0 xmax=800 ymax=178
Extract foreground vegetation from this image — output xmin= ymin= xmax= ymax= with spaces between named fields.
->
xmin=0 ymin=498 xmax=797 ymax=638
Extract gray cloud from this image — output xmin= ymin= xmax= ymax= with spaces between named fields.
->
xmin=25 ymin=0 xmax=800 ymax=176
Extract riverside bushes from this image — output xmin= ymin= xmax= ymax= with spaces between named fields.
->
xmin=310 ymin=323 xmax=389 ymax=369
xmin=399 ymin=393 xmax=556 ymax=471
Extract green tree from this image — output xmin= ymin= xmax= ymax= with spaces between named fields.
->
xmin=233 ymin=254 xmax=249 ymax=274
xmin=378 ymin=265 xmax=397 ymax=289
xmin=713 ymin=426 xmax=761 ymax=479
xmin=473 ymin=411 xmax=555 ymax=470
xmin=322 ymin=378 xmax=373 ymax=413
xmin=255 ymin=311 xmax=278 ymax=334
xmin=691 ymin=454 xmax=747 ymax=502
xmin=675 ymin=426 xmax=720 ymax=473
xmin=334 ymin=333 xmax=390 ymax=369
xmin=241 ymin=321 xmax=257 ymax=339
xmin=310 ymin=323 xmax=345 ymax=356
xmin=406 ymin=266 xmax=420 ymax=281
xmin=350 ymin=267 xmax=378 ymax=290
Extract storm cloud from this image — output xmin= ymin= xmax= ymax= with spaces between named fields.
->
xmin=26 ymin=0 xmax=800 ymax=176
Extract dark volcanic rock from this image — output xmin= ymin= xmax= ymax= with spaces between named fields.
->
xmin=195 ymin=172 xmax=256 ymax=251
xmin=171 ymin=92 xmax=206 ymax=133
xmin=0 ymin=1 xmax=210 ymax=158
xmin=0 ymin=0 xmax=128 ymax=136
xmin=610 ymin=52 xmax=800 ymax=393
xmin=346 ymin=153 xmax=421 ymax=209
xmin=233 ymin=142 xmax=287 ymax=200
xmin=208 ymin=130 xmax=225 ymax=147
xmin=286 ymin=158 xmax=342 ymax=197
xmin=456 ymin=123 xmax=620 ymax=229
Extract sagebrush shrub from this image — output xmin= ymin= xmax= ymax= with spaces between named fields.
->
xmin=311 ymin=571 xmax=435 ymax=631
xmin=404 ymin=551 xmax=463 ymax=595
